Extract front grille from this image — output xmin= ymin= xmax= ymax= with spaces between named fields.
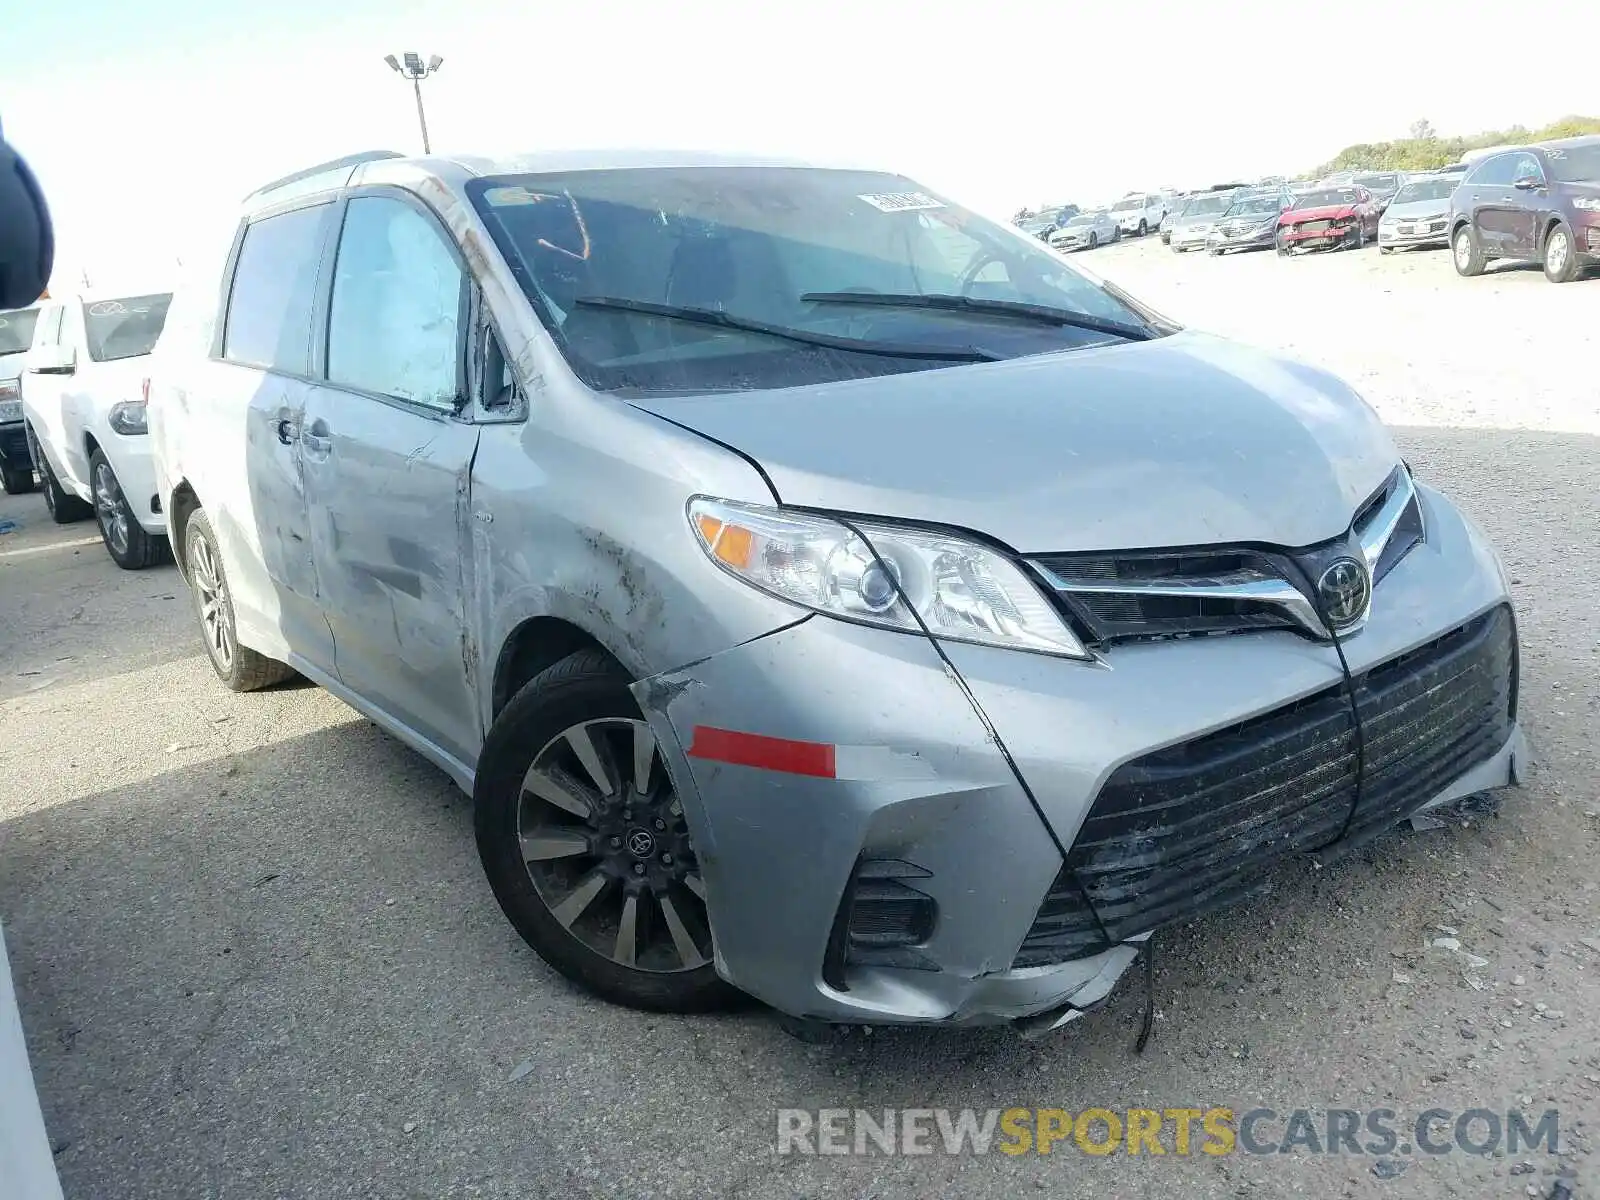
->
xmin=1295 ymin=219 xmax=1335 ymax=234
xmin=1013 ymin=606 xmax=1516 ymax=968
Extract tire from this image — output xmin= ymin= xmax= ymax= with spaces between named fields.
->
xmin=0 ymin=463 xmax=34 ymax=494
xmin=1112 ymin=226 xmax=1121 ymax=243
xmin=1543 ymin=220 xmax=1581 ymax=283
xmin=1087 ymin=232 xmax=1098 ymax=249
xmin=89 ymin=449 xmax=169 ymax=570
xmin=1379 ymin=246 xmax=1394 ymax=255
xmin=1208 ymin=247 xmax=1223 ymax=256
xmin=1275 ymin=233 xmax=1289 ymax=257
xmin=1452 ymin=224 xmax=1485 ymax=277
xmin=1137 ymin=219 xmax=1148 ymax=236
xmin=37 ymin=452 xmax=92 ymax=524
xmin=183 ymin=508 xmax=295 ymax=691
xmin=475 ymin=648 xmax=741 ymax=1014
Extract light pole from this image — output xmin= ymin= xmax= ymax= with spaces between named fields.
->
xmin=383 ymin=52 xmax=443 ymax=154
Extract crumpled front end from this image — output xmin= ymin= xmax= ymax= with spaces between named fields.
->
xmin=630 ymin=616 xmax=1146 ymax=1027
xmin=629 ymin=485 xmax=1523 ymax=1030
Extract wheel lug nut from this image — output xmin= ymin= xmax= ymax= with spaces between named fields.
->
xmin=654 ymin=819 xmax=665 ymax=831
xmin=661 ymin=852 xmax=674 ymax=866
xmin=633 ymin=863 xmax=646 ymax=876
xmin=609 ymin=835 xmax=622 ymax=848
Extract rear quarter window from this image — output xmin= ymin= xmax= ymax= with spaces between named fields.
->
xmin=222 ymin=203 xmax=334 ymax=373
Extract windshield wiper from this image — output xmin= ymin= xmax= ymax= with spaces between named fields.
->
xmin=801 ymin=292 xmax=1155 ymax=342
xmin=572 ymin=296 xmax=1001 ymax=362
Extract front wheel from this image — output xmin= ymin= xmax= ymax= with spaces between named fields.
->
xmin=475 ymin=649 xmax=740 ymax=1013
xmin=184 ymin=509 xmax=294 ymax=690
xmin=1379 ymin=245 xmax=1394 ymax=255
xmin=1087 ymin=232 xmax=1098 ymax=249
xmin=1453 ymin=225 xmax=1486 ymax=276
xmin=1543 ymin=221 xmax=1581 ymax=283
xmin=1275 ymin=233 xmax=1289 ymax=257
xmin=90 ymin=450 xmax=168 ymax=570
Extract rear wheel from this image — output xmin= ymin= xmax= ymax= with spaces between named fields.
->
xmin=1452 ymin=224 xmax=1485 ymax=276
xmin=1137 ymin=219 xmax=1148 ymax=236
xmin=37 ymin=452 xmax=92 ymax=524
xmin=184 ymin=509 xmax=295 ymax=690
xmin=1543 ymin=221 xmax=1581 ymax=283
xmin=475 ymin=649 xmax=740 ymax=1013
xmin=90 ymin=449 xmax=168 ymax=570
xmin=1087 ymin=232 xmax=1098 ymax=249
xmin=0 ymin=462 xmax=33 ymax=494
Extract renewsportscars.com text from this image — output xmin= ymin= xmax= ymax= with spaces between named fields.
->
xmin=775 ymin=1106 xmax=1560 ymax=1158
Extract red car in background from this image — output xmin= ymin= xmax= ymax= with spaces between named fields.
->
xmin=1276 ymin=185 xmax=1381 ymax=254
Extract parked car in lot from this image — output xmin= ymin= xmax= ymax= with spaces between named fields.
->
xmin=1165 ymin=191 xmax=1239 ymax=252
xmin=1048 ymin=209 xmax=1119 ymax=251
xmin=0 ymin=304 xmax=42 ymax=494
xmin=1352 ymin=172 xmax=1404 ymax=212
xmin=1108 ymin=192 xmax=1166 ymax=236
xmin=20 ymin=292 xmax=174 ymax=566
xmin=1378 ymin=174 xmax=1459 ymax=253
xmin=1206 ymin=190 xmax=1293 ymax=255
xmin=1276 ymin=185 xmax=1380 ymax=254
xmin=1015 ymin=205 xmax=1079 ymax=241
xmin=1448 ymin=137 xmax=1600 ymax=283
xmin=151 ymin=148 xmax=1524 ymax=1032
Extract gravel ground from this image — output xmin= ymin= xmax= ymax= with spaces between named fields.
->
xmin=1 ymin=236 xmax=1598 ymax=1200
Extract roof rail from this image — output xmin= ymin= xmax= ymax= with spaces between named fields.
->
xmin=244 ymin=150 xmax=405 ymax=201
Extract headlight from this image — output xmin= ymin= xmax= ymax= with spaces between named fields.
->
xmin=1573 ymin=197 xmax=1600 ymax=212
xmin=688 ymin=498 xmax=1090 ymax=659
xmin=108 ymin=400 xmax=149 ymax=435
xmin=0 ymin=398 xmax=22 ymax=424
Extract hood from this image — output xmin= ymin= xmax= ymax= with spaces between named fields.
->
xmin=1382 ymin=198 xmax=1451 ymax=221
xmin=81 ymin=356 xmax=154 ymax=404
xmin=1562 ymin=181 xmax=1600 ymax=203
xmin=1283 ymin=204 xmax=1357 ymax=223
xmin=631 ymin=331 xmax=1398 ymax=553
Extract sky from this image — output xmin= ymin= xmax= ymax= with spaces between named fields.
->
xmin=4 ymin=0 xmax=1594 ymax=290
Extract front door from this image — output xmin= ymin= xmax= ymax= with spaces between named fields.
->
xmin=1469 ymin=153 xmax=1518 ymax=256
xmin=1505 ymin=151 xmax=1546 ymax=259
xmin=300 ymin=190 xmax=483 ymax=767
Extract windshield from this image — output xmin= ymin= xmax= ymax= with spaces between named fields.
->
xmin=0 ymin=308 xmax=40 ymax=356
xmin=84 ymin=294 xmax=172 ymax=362
xmin=1226 ymin=194 xmax=1283 ymax=216
xmin=1295 ymin=188 xmax=1360 ymax=208
xmin=469 ymin=167 xmax=1162 ymax=396
xmin=1354 ymin=174 xmax=1399 ymax=191
xmin=1392 ymin=178 xmax=1458 ymax=204
xmin=1544 ymin=143 xmax=1600 ymax=183
xmin=1180 ymin=194 xmax=1232 ymax=217
xmin=1110 ymin=197 xmax=1143 ymax=211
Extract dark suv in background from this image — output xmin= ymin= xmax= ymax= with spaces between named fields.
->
xmin=1449 ymin=136 xmax=1600 ymax=283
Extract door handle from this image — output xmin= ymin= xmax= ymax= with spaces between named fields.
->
xmin=275 ymin=418 xmax=298 ymax=445
xmin=300 ymin=419 xmax=332 ymax=461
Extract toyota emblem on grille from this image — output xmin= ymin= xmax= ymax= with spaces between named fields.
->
xmin=1317 ymin=558 xmax=1371 ymax=629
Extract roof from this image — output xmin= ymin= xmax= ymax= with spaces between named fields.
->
xmin=1537 ymin=133 xmax=1600 ymax=151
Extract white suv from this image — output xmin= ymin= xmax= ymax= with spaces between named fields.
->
xmin=1108 ymin=193 xmax=1166 ymax=237
xmin=20 ymin=292 xmax=173 ymax=568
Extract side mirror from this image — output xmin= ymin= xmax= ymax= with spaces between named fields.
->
xmin=26 ymin=344 xmax=74 ymax=376
xmin=1513 ymin=175 xmax=1540 ymax=191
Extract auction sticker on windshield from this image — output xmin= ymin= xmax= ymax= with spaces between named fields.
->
xmin=858 ymin=191 xmax=945 ymax=213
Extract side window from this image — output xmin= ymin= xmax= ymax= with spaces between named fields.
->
xmin=326 ymin=195 xmax=465 ymax=409
xmin=1512 ymin=153 xmax=1543 ymax=184
xmin=1472 ymin=155 xmax=1515 ymax=187
xmin=222 ymin=204 xmax=332 ymax=373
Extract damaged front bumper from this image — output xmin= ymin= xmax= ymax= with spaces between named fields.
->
xmin=630 ymin=486 xmax=1523 ymax=1029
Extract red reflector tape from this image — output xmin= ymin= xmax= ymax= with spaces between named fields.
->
xmin=686 ymin=726 xmax=836 ymax=778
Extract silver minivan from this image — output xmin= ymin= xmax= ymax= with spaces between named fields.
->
xmin=150 ymin=149 xmax=1524 ymax=1032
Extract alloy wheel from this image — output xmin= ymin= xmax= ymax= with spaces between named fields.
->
xmin=518 ymin=717 xmax=711 ymax=973
xmin=92 ymin=460 xmax=131 ymax=557
xmin=1454 ymin=231 xmax=1472 ymax=269
xmin=189 ymin=529 xmax=235 ymax=673
xmin=1546 ymin=229 xmax=1570 ymax=276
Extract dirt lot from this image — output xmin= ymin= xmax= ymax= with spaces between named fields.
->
xmin=2 ymin=237 xmax=1598 ymax=1200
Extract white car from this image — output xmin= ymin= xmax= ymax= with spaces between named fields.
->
xmin=20 ymin=292 xmax=174 ymax=568
xmin=1048 ymin=209 xmax=1120 ymax=251
xmin=1108 ymin=192 xmax=1167 ymax=236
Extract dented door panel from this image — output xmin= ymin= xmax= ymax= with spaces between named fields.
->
xmin=300 ymin=385 xmax=483 ymax=767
